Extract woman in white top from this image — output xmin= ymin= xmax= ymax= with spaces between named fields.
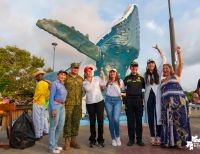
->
xmin=144 ymin=45 xmax=166 ymax=145
xmin=82 ymin=66 xmax=106 ymax=148
xmin=104 ymin=69 xmax=124 ymax=147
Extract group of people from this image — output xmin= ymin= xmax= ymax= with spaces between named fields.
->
xmin=31 ymin=45 xmax=191 ymax=154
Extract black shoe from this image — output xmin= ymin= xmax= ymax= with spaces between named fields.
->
xmin=89 ymin=142 xmax=96 ymax=148
xmin=161 ymin=144 xmax=168 ymax=148
xmin=97 ymin=142 xmax=105 ymax=148
xmin=35 ymin=138 xmax=40 ymax=141
xmin=137 ymin=141 xmax=145 ymax=146
xmin=127 ymin=140 xmax=134 ymax=146
xmin=43 ymin=132 xmax=48 ymax=136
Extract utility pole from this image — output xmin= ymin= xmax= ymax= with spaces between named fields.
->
xmin=168 ymin=0 xmax=176 ymax=70
xmin=52 ymin=42 xmax=57 ymax=71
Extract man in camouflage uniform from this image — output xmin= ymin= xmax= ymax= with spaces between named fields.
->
xmin=63 ymin=62 xmax=83 ymax=150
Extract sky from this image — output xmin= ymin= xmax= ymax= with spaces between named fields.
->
xmin=0 ymin=0 xmax=200 ymax=91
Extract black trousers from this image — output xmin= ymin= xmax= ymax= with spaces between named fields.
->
xmin=147 ymin=89 xmax=161 ymax=137
xmin=126 ymin=96 xmax=143 ymax=142
xmin=86 ymin=100 xmax=104 ymax=143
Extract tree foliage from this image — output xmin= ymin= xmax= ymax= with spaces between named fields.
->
xmin=184 ymin=91 xmax=194 ymax=102
xmin=0 ymin=46 xmax=45 ymax=101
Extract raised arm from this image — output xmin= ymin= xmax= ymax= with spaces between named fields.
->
xmin=153 ymin=44 xmax=167 ymax=75
xmin=175 ymin=46 xmax=183 ymax=78
xmin=99 ymin=70 xmax=107 ymax=88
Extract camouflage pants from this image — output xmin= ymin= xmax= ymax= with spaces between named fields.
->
xmin=63 ymin=105 xmax=82 ymax=138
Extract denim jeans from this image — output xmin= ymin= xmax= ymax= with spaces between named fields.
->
xmin=105 ymin=96 xmax=122 ymax=140
xmin=48 ymin=102 xmax=65 ymax=150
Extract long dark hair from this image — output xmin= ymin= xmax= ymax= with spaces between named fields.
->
xmin=145 ymin=64 xmax=159 ymax=85
xmin=106 ymin=71 xmax=121 ymax=87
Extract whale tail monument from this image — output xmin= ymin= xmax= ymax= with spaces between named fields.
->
xmin=37 ymin=4 xmax=140 ymax=79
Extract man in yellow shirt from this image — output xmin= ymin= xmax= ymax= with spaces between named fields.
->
xmin=32 ymin=70 xmax=50 ymax=140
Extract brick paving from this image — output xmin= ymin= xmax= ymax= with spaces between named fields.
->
xmin=0 ymin=118 xmax=200 ymax=154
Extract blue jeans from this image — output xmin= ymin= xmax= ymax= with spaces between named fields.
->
xmin=105 ymin=96 xmax=122 ymax=140
xmin=48 ymin=102 xmax=65 ymax=150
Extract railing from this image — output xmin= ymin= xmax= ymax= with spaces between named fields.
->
xmin=0 ymin=103 xmax=32 ymax=148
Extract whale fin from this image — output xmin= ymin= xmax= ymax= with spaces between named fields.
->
xmin=36 ymin=19 xmax=100 ymax=61
xmin=97 ymin=4 xmax=140 ymax=52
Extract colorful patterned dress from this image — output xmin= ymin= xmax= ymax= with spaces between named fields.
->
xmin=160 ymin=76 xmax=191 ymax=147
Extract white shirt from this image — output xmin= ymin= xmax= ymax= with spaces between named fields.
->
xmin=83 ymin=76 xmax=106 ymax=104
xmin=106 ymin=79 xmax=125 ymax=97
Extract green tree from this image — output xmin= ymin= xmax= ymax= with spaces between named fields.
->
xmin=44 ymin=67 xmax=53 ymax=73
xmin=184 ymin=91 xmax=194 ymax=102
xmin=0 ymin=46 xmax=45 ymax=101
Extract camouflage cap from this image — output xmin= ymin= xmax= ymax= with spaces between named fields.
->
xmin=130 ymin=61 xmax=138 ymax=67
xmin=70 ymin=62 xmax=80 ymax=68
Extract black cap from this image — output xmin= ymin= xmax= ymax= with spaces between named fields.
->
xmin=130 ymin=61 xmax=138 ymax=67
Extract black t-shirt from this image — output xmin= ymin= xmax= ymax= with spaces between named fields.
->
xmin=198 ymin=79 xmax=200 ymax=88
xmin=124 ymin=73 xmax=145 ymax=97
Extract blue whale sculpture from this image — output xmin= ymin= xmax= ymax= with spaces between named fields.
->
xmin=37 ymin=4 xmax=140 ymax=79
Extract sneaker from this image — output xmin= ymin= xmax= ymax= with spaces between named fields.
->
xmin=112 ymin=139 xmax=117 ymax=147
xmin=55 ymin=146 xmax=63 ymax=151
xmin=116 ymin=137 xmax=121 ymax=146
xmin=49 ymin=149 xmax=60 ymax=154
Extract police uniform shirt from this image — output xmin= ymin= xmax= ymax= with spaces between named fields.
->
xmin=124 ymin=73 xmax=145 ymax=97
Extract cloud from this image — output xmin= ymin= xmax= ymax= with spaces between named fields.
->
xmin=0 ymin=0 xmax=199 ymax=91
xmin=0 ymin=0 xmax=111 ymax=71
xmin=145 ymin=20 xmax=165 ymax=36
xmin=175 ymin=6 xmax=200 ymax=66
xmin=181 ymin=64 xmax=200 ymax=91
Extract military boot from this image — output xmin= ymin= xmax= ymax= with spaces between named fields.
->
xmin=70 ymin=136 xmax=81 ymax=149
xmin=63 ymin=137 xmax=71 ymax=150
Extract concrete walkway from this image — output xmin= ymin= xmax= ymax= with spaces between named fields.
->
xmin=0 ymin=118 xmax=200 ymax=154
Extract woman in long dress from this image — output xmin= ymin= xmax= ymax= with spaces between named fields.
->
xmin=160 ymin=46 xmax=191 ymax=148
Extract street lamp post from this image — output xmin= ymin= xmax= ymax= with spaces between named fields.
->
xmin=52 ymin=42 xmax=57 ymax=71
xmin=168 ymin=0 xmax=176 ymax=71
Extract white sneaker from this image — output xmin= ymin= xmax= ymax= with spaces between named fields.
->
xmin=116 ymin=137 xmax=121 ymax=146
xmin=112 ymin=139 xmax=117 ymax=147
xmin=49 ymin=149 xmax=60 ymax=154
xmin=55 ymin=146 xmax=63 ymax=151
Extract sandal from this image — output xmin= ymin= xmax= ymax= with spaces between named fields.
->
xmin=150 ymin=137 xmax=156 ymax=146
xmin=155 ymin=137 xmax=161 ymax=145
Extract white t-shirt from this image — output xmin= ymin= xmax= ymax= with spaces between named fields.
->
xmin=83 ymin=76 xmax=106 ymax=104
xmin=106 ymin=79 xmax=125 ymax=97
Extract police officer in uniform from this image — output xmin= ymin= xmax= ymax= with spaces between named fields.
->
xmin=63 ymin=63 xmax=83 ymax=150
xmin=124 ymin=61 xmax=145 ymax=146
